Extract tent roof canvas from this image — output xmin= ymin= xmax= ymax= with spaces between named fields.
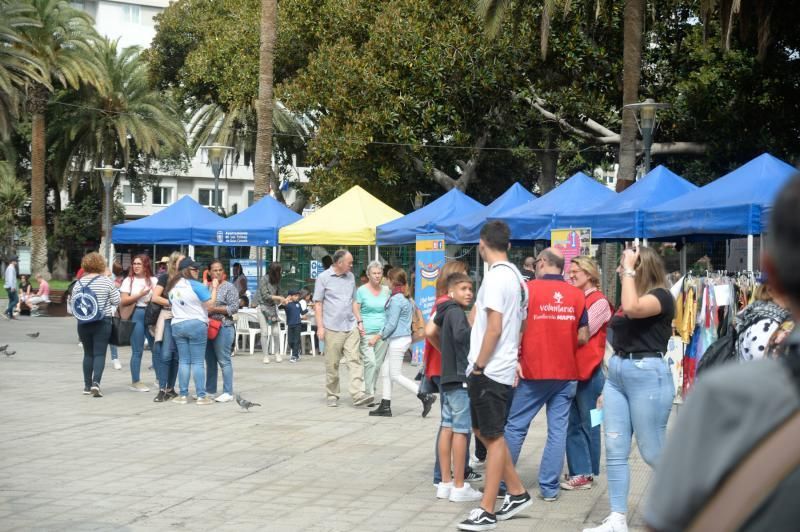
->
xmin=644 ymin=153 xmax=797 ymax=238
xmin=193 ymin=195 xmax=302 ymax=247
xmin=112 ymin=195 xmax=224 ymax=244
xmin=446 ymin=182 xmax=537 ymax=243
xmin=495 ymin=172 xmax=616 ymax=240
xmin=558 ymin=165 xmax=698 ymax=239
xmin=376 ymin=188 xmax=484 ymax=245
xmin=279 ymin=186 xmax=403 ymax=245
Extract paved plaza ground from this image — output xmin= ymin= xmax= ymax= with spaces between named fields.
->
xmin=0 ymin=312 xmax=655 ymax=531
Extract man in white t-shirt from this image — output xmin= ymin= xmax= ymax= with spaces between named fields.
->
xmin=458 ymin=221 xmax=533 ymax=531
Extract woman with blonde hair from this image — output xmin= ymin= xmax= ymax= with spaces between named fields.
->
xmin=562 ymin=256 xmax=612 ymax=491
xmin=150 ymin=251 xmax=184 ymax=402
xmin=368 ymin=267 xmax=436 ymax=417
xmin=584 ymin=247 xmax=675 ymax=532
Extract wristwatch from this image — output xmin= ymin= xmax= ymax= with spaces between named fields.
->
xmin=623 ymin=269 xmax=636 ymax=278
xmin=472 ymin=364 xmax=485 ymax=375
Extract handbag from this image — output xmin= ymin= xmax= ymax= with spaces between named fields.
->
xmin=110 ymin=316 xmax=135 ymax=346
xmin=208 ymin=318 xmax=222 ymax=340
xmin=144 ymin=301 xmax=161 ymax=326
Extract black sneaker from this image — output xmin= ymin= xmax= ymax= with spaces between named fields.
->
xmin=166 ymin=390 xmax=178 ymax=400
xmin=466 ymin=470 xmax=484 ymax=483
xmin=153 ymin=390 xmax=166 ymax=403
xmin=458 ymin=508 xmax=497 ymax=531
xmin=496 ymin=491 xmax=532 ymax=521
xmin=418 ymin=392 xmax=437 ymax=418
xmin=82 ymin=387 xmax=91 ymax=395
xmin=90 ymin=383 xmax=103 ymax=398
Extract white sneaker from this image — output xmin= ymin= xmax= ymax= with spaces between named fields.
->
xmin=583 ymin=512 xmax=628 ymax=532
xmin=469 ymin=455 xmax=486 ymax=470
xmin=436 ymin=481 xmax=453 ymax=499
xmin=449 ymin=482 xmax=483 ymax=502
xmin=113 ymin=359 xmax=122 ymax=370
xmin=262 ymin=355 xmax=270 ymax=364
xmin=215 ymin=393 xmax=233 ymax=403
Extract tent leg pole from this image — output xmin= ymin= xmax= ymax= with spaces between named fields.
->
xmin=277 ymin=245 xmax=281 ymax=262
xmin=642 ymin=238 xmax=648 ymax=247
xmin=375 ymin=245 xmax=379 ymax=261
xmin=680 ymin=238 xmax=687 ymax=275
xmin=475 ymin=246 xmax=480 ymax=283
xmin=747 ymin=234 xmax=754 ymax=272
xmin=272 ymin=246 xmax=277 ymax=262
xmin=188 ymin=245 xmax=195 ymax=258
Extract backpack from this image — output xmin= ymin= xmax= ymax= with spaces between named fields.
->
xmin=696 ymin=308 xmax=777 ymax=375
xmin=411 ymin=299 xmax=425 ymax=343
xmin=70 ymin=276 xmax=107 ymax=323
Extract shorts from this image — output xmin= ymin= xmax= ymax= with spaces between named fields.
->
xmin=468 ymin=372 xmax=512 ymax=438
xmin=441 ymin=387 xmax=471 ymax=434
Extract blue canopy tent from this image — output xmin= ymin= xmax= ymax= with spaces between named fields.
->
xmin=443 ymin=182 xmax=537 ymax=244
xmin=494 ymin=172 xmax=616 ymax=240
xmin=112 ymin=195 xmax=224 ymax=244
xmin=376 ymin=188 xmax=484 ymax=245
xmin=643 ymin=153 xmax=797 ymax=270
xmin=192 ymin=195 xmax=302 ymax=247
xmin=558 ymin=165 xmax=698 ymax=240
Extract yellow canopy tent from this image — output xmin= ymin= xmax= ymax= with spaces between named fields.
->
xmin=279 ymin=186 xmax=403 ymax=245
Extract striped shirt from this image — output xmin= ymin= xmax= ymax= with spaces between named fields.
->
xmin=210 ymin=281 xmax=239 ymax=326
xmin=71 ymin=275 xmax=121 ymax=318
xmin=585 ymin=287 xmax=612 ymax=336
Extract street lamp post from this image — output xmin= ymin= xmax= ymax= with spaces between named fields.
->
xmin=200 ymin=143 xmax=234 ymax=258
xmin=94 ymin=165 xmax=122 ymax=265
xmin=622 ymin=98 xmax=670 ymax=174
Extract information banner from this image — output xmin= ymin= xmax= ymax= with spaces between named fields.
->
xmin=231 ymin=259 xmax=268 ymax=295
xmin=413 ymin=233 xmax=445 ymax=365
xmin=310 ymin=260 xmax=324 ymax=279
xmin=551 ymin=228 xmax=592 ymax=278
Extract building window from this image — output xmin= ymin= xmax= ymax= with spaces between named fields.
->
xmin=152 ymin=186 xmax=172 ymax=206
xmin=122 ymin=5 xmax=140 ymax=24
xmin=198 ymin=188 xmax=223 ymax=207
xmin=247 ymin=191 xmax=254 ymax=207
xmin=122 ymin=185 xmax=143 ymax=205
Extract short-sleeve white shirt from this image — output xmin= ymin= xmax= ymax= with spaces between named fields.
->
xmin=468 ymin=261 xmax=528 ymax=385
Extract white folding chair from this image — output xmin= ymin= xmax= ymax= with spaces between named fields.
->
xmin=300 ymin=321 xmax=317 ymax=357
xmin=276 ymin=309 xmax=289 ymax=356
xmin=234 ymin=313 xmax=260 ymax=355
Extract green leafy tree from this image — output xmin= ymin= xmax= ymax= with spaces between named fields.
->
xmin=0 ymin=160 xmax=26 ymax=257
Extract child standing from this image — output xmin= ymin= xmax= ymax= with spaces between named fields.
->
xmin=284 ymin=290 xmax=307 ymax=362
xmin=429 ymin=273 xmax=482 ymax=502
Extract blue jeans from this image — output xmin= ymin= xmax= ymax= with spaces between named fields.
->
xmin=78 ymin=318 xmax=112 ymax=388
xmin=432 ymin=376 xmax=472 ymax=484
xmin=566 ymin=364 xmax=606 ymax=477
xmin=604 ymin=355 xmax=674 ymax=513
xmin=205 ymin=324 xmax=234 ymax=395
xmin=155 ymin=318 xmax=178 ymax=390
xmin=172 ymin=319 xmax=208 ymax=398
xmin=505 ymin=379 xmax=577 ymax=498
xmin=441 ymin=387 xmax=471 ymax=433
xmin=130 ymin=307 xmax=155 ymax=383
xmin=110 ymin=344 xmax=118 ymax=360
xmin=6 ymin=288 xmax=18 ymax=317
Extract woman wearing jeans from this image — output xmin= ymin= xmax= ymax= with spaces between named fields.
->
xmin=167 ymin=257 xmax=215 ymax=405
xmin=583 ymin=247 xmax=675 ymax=532
xmin=151 ymin=252 xmax=183 ymax=402
xmin=120 ymin=254 xmax=158 ymax=392
xmin=205 ymin=260 xmax=239 ymax=403
xmin=368 ymin=268 xmax=436 ymax=417
xmin=72 ymin=252 xmax=120 ymax=397
xmin=562 ymin=256 xmax=612 ymax=491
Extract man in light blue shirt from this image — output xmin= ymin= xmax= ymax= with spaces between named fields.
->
xmin=4 ymin=255 xmax=18 ymax=320
xmin=314 ymin=249 xmax=372 ymax=408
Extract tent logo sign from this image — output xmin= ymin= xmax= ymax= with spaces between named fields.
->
xmin=216 ymin=231 xmax=224 ymax=243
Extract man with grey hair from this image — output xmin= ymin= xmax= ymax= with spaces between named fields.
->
xmin=4 ymin=255 xmax=18 ymax=320
xmin=314 ymin=249 xmax=373 ymax=408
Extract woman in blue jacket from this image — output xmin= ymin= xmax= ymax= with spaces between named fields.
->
xmin=367 ymin=267 xmax=436 ymax=417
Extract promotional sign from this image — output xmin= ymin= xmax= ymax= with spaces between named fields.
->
xmin=215 ymin=230 xmax=253 ymax=245
xmin=550 ymin=228 xmax=592 ymax=278
xmin=310 ymin=260 xmax=324 ymax=279
xmin=231 ymin=259 xmax=268 ymax=295
xmin=413 ymin=233 xmax=445 ymax=365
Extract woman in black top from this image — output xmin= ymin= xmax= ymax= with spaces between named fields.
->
xmin=584 ymin=247 xmax=675 ymax=532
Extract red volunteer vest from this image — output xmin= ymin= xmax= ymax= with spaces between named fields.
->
xmin=520 ymin=279 xmax=586 ymax=380
xmin=575 ymin=290 xmax=610 ymax=381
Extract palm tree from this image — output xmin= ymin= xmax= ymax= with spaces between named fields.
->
xmin=17 ymin=0 xmax=104 ymax=277
xmin=48 ymin=38 xmax=186 ymax=260
xmin=255 ymin=0 xmax=278 ymax=203
xmin=0 ymin=0 xmax=46 ymax=140
xmin=0 ymin=159 xmax=26 ymax=258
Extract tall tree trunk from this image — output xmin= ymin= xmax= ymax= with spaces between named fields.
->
xmin=255 ymin=0 xmax=281 ymax=203
xmin=536 ymin=127 xmax=558 ymax=193
xmin=616 ymin=0 xmax=644 ymax=192
xmin=30 ymin=86 xmax=50 ymax=277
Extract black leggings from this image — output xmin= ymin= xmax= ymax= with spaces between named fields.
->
xmin=78 ymin=318 xmax=112 ymax=388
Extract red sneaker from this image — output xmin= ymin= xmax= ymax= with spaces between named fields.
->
xmin=560 ymin=475 xmax=593 ymax=490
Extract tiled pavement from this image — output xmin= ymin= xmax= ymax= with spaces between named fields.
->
xmin=0 ymin=313 xmax=655 ymax=531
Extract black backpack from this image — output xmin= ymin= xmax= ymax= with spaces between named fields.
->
xmin=696 ymin=311 xmax=778 ymax=375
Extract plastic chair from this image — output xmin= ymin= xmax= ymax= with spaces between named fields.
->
xmin=276 ymin=309 xmax=289 ymax=356
xmin=235 ymin=313 xmax=260 ymax=355
xmin=300 ymin=321 xmax=317 ymax=356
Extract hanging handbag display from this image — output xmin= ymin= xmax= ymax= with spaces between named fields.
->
xmin=207 ymin=318 xmax=222 ymax=340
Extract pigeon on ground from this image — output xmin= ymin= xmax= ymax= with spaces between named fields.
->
xmin=26 ymin=332 xmax=40 ymax=338
xmin=5 ymin=350 xmax=15 ymax=357
xmin=0 ymin=344 xmax=7 ymax=352
xmin=236 ymin=393 xmax=261 ymax=412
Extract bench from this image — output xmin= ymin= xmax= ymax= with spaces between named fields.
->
xmin=34 ymin=289 xmax=69 ymax=317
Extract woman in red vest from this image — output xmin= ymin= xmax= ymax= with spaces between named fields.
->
xmin=562 ymin=256 xmax=612 ymax=491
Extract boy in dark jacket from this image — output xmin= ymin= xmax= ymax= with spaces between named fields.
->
xmin=429 ymin=273 xmax=482 ymax=502
xmin=284 ymin=290 xmax=307 ymax=362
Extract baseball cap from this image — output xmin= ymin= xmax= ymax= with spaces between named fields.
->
xmin=178 ymin=257 xmax=201 ymax=270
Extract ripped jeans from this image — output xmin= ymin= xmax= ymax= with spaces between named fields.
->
xmin=603 ymin=354 xmax=674 ymax=513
